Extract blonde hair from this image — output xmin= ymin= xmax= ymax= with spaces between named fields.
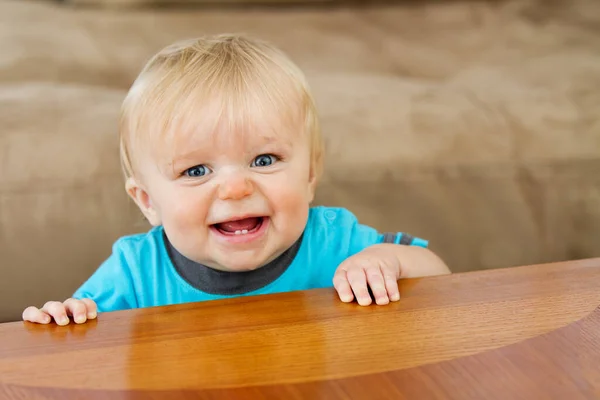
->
xmin=119 ymin=34 xmax=323 ymax=182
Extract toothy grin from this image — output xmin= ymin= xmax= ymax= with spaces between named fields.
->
xmin=210 ymin=216 xmax=269 ymax=243
xmin=212 ymin=217 xmax=264 ymax=236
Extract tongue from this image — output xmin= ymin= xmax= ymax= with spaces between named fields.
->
xmin=217 ymin=217 xmax=260 ymax=233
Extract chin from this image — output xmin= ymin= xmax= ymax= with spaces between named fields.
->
xmin=212 ymin=245 xmax=288 ymax=272
xmin=224 ymin=261 xmax=265 ymax=272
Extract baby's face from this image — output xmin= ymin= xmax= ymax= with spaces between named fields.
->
xmin=132 ymin=113 xmax=316 ymax=272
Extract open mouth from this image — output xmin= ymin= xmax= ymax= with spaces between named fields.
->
xmin=211 ymin=217 xmax=265 ymax=236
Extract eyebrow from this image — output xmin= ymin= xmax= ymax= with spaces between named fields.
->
xmin=165 ymin=135 xmax=294 ymax=171
xmin=256 ymin=134 xmax=292 ymax=146
xmin=252 ymin=135 xmax=294 ymax=154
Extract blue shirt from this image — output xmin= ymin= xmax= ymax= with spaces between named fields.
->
xmin=73 ymin=206 xmax=428 ymax=312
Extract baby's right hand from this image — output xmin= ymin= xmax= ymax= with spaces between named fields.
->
xmin=22 ymin=298 xmax=98 ymax=326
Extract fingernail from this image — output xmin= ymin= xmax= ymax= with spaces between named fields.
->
xmin=58 ymin=317 xmax=69 ymax=326
xmin=87 ymin=311 xmax=97 ymax=319
xmin=75 ymin=314 xmax=86 ymax=324
xmin=377 ymin=297 xmax=390 ymax=305
xmin=43 ymin=316 xmax=51 ymax=323
xmin=358 ymin=298 xmax=372 ymax=306
xmin=391 ymin=294 xmax=400 ymax=301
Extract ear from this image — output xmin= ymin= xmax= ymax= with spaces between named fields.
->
xmin=307 ymin=157 xmax=320 ymax=204
xmin=125 ymin=177 xmax=161 ymax=226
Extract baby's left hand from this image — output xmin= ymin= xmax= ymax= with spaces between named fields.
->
xmin=333 ymin=245 xmax=401 ymax=306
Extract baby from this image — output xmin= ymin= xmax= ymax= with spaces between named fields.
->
xmin=23 ymin=34 xmax=450 ymax=326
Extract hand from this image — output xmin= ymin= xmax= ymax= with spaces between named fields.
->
xmin=333 ymin=245 xmax=401 ymax=306
xmin=22 ymin=298 xmax=98 ymax=326
xmin=333 ymin=244 xmax=451 ymax=306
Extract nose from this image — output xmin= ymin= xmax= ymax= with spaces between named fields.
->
xmin=217 ymin=171 xmax=254 ymax=201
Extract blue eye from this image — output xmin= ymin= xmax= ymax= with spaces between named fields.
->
xmin=184 ymin=165 xmax=210 ymax=177
xmin=252 ymin=154 xmax=277 ymax=168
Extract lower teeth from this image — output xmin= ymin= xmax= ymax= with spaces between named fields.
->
xmin=234 ymin=229 xmax=249 ymax=235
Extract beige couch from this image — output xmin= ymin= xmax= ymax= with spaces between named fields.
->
xmin=1 ymin=0 xmax=599 ymax=322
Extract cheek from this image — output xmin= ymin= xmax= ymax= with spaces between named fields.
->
xmin=156 ymin=185 xmax=210 ymax=229
xmin=282 ymin=152 xmax=314 ymax=196
xmin=268 ymin=165 xmax=311 ymax=200
xmin=264 ymin=170 xmax=312 ymax=221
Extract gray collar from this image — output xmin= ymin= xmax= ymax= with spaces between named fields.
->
xmin=163 ymin=231 xmax=303 ymax=295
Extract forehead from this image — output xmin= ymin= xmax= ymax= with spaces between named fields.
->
xmin=141 ymin=95 xmax=305 ymax=170
xmin=127 ymin=56 xmax=309 ymax=171
xmin=179 ymin=99 xmax=297 ymax=146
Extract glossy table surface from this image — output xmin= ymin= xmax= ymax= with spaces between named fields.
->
xmin=1 ymin=258 xmax=599 ymax=399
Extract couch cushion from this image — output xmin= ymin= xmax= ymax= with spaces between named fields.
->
xmin=0 ymin=83 xmax=145 ymax=322
xmin=1 ymin=1 xmax=401 ymax=87
xmin=310 ymin=70 xmax=600 ymax=273
xmin=64 ymin=0 xmax=371 ymax=7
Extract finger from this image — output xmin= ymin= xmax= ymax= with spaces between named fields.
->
xmin=383 ymin=267 xmax=401 ymax=302
xmin=41 ymin=301 xmax=70 ymax=326
xmin=63 ymin=298 xmax=88 ymax=324
xmin=80 ymin=299 xmax=98 ymax=320
xmin=22 ymin=306 xmax=51 ymax=324
xmin=346 ymin=268 xmax=372 ymax=306
xmin=365 ymin=267 xmax=389 ymax=305
xmin=333 ymin=269 xmax=354 ymax=303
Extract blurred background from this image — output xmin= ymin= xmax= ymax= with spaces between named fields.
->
xmin=1 ymin=0 xmax=599 ymax=322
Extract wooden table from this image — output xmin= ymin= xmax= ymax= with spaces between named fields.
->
xmin=1 ymin=258 xmax=599 ymax=399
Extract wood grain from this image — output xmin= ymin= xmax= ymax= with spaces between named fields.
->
xmin=0 ymin=258 xmax=599 ymax=399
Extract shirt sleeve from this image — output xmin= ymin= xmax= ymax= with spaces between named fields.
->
xmin=72 ymin=239 xmax=139 ymax=313
xmin=325 ymin=207 xmax=428 ymax=257
xmin=381 ymin=232 xmax=429 ymax=248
